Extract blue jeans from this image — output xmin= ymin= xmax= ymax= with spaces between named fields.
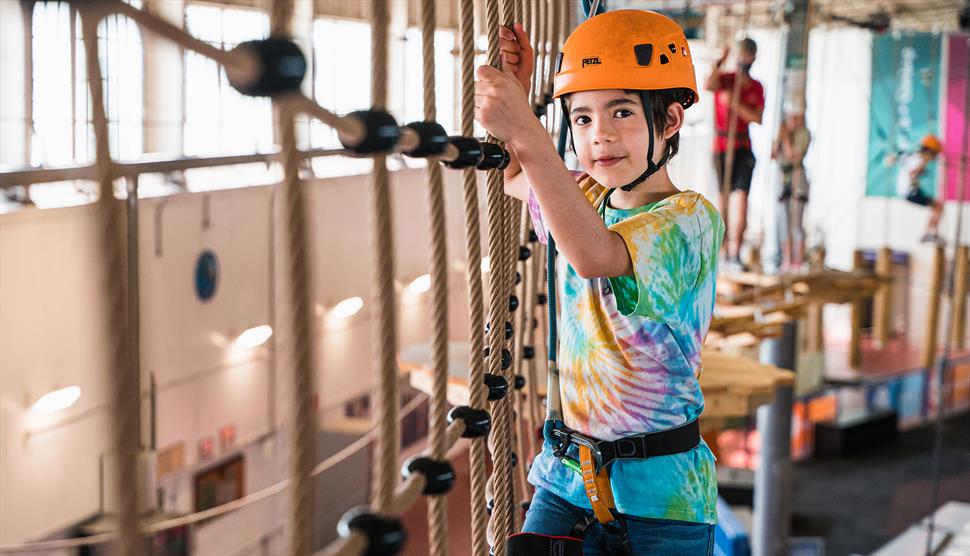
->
xmin=523 ymin=487 xmax=715 ymax=555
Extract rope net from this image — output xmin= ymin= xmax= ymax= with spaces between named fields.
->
xmin=7 ymin=1 xmax=575 ymax=555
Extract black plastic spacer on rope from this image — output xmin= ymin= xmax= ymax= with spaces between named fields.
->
xmin=522 ymin=345 xmax=535 ymax=360
xmin=477 ymin=142 xmax=511 ymax=170
xmin=501 ymin=348 xmax=513 ymax=370
xmin=448 ymin=405 xmax=491 ymax=438
xmin=226 ymin=38 xmax=307 ymax=97
xmin=442 ymin=136 xmax=484 ymax=169
xmin=485 ymin=321 xmax=514 ymax=340
xmin=484 ymin=373 xmax=509 ymax=401
xmin=532 ymin=317 xmax=539 ymax=330
xmin=518 ymin=246 xmax=532 ymax=261
xmin=509 ymin=295 xmax=520 ymax=313
xmin=529 ymin=229 xmax=540 ymax=243
xmin=514 ymin=271 xmax=522 ymax=286
xmin=486 ymin=498 xmax=494 ymax=516
xmin=533 ymin=103 xmax=547 ymax=118
xmin=514 ymin=374 xmax=526 ymax=390
xmin=537 ymin=293 xmax=548 ymax=306
xmin=511 ymin=451 xmax=518 ymax=467
xmin=337 ymin=506 xmax=406 ymax=556
xmin=342 ymin=110 xmax=401 ymax=155
xmin=402 ymin=121 xmax=449 ymax=157
xmin=401 ymin=456 xmax=456 ymax=496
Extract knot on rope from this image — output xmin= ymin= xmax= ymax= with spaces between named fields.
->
xmin=448 ymin=406 xmax=492 ymax=438
xmin=337 ymin=507 xmax=407 ymax=556
xmin=483 ymin=372 xmax=510 ymax=401
xmin=402 ymin=456 xmax=457 ymax=496
xmin=442 ymin=136 xmax=485 ymax=168
xmin=225 ymin=38 xmax=306 ymax=97
xmin=402 ymin=121 xmax=450 ymax=157
xmin=477 ymin=142 xmax=511 ymax=170
xmin=342 ymin=110 xmax=401 ymax=155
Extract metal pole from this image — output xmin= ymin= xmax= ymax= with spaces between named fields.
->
xmin=752 ymin=384 xmax=793 ymax=556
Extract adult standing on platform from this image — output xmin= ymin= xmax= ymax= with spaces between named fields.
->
xmin=705 ymin=37 xmax=765 ymax=270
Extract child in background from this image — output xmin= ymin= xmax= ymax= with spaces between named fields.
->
xmin=772 ymin=101 xmax=811 ymax=273
xmin=477 ymin=10 xmax=722 ymax=555
xmin=898 ymin=134 xmax=945 ymax=244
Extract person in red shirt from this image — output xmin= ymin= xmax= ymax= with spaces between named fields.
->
xmin=705 ymin=37 xmax=764 ymax=269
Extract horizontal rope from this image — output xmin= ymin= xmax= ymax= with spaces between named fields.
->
xmin=316 ymin=419 xmax=466 ymax=556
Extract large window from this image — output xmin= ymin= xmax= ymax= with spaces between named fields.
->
xmin=183 ymin=4 xmax=272 ymax=157
xmin=401 ymin=28 xmax=457 ymax=134
xmin=30 ymin=1 xmax=143 ymax=166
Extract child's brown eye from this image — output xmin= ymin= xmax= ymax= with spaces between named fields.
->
xmin=575 ymin=115 xmax=591 ymax=125
xmin=615 ymin=109 xmax=633 ymax=118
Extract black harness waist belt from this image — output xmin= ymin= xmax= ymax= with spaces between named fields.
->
xmin=552 ymin=419 xmax=700 ymax=472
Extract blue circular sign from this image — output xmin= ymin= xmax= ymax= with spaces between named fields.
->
xmin=195 ymin=250 xmax=219 ymax=301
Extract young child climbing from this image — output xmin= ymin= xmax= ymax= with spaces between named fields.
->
xmin=476 ymin=10 xmax=722 ymax=556
xmin=897 ymin=134 xmax=946 ymax=244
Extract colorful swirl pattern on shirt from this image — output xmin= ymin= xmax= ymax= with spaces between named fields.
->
xmin=526 ymin=175 xmax=725 ymax=524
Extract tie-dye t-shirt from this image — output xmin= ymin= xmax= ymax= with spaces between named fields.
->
xmin=526 ymin=174 xmax=724 ymax=524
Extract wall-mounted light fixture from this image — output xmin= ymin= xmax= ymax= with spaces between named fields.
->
xmin=30 ymin=386 xmax=81 ymax=415
xmin=406 ymin=274 xmax=432 ymax=295
xmin=234 ymin=325 xmax=273 ymax=348
xmin=330 ymin=296 xmax=364 ymax=319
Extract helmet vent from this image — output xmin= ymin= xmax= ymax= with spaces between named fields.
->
xmin=659 ymin=53 xmax=670 ymax=65
xmin=633 ymin=43 xmax=653 ymax=66
xmin=682 ymin=46 xmax=688 ymax=57
xmin=668 ymin=43 xmax=677 ymax=53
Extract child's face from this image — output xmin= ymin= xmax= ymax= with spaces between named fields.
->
xmin=567 ymin=89 xmax=662 ymax=188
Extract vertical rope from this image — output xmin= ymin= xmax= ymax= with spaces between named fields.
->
xmin=545 ymin=0 xmax=561 ymax=101
xmin=419 ymin=0 xmax=451 ymax=553
xmin=79 ymin=11 xmax=143 ymax=556
xmin=268 ymin=1 xmax=318 ymax=553
xmin=458 ymin=1 xmax=489 ymax=553
xmin=369 ymin=0 xmax=399 ymax=516
xmin=483 ymin=0 xmax=515 ymax=549
xmin=534 ymin=0 xmax=547 ymax=105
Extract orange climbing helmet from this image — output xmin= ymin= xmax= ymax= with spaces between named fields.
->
xmin=920 ymin=134 xmax=943 ymax=154
xmin=553 ymin=9 xmax=699 ymax=107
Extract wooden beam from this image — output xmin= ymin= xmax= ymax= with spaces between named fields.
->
xmin=872 ymin=246 xmax=893 ymax=347
xmin=849 ymin=249 xmax=864 ymax=369
xmin=922 ymin=244 xmax=945 ymax=369
xmin=951 ymin=245 xmax=968 ymax=349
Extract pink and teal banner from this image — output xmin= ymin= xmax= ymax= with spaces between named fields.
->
xmin=943 ymin=35 xmax=970 ymax=202
xmin=865 ymin=32 xmax=942 ymax=198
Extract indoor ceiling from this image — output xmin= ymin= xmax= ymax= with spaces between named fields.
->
xmin=609 ymin=0 xmax=968 ymax=32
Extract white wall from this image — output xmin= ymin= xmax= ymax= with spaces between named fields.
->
xmin=0 ymin=166 xmax=491 ymax=547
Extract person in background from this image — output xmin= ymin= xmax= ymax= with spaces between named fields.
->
xmin=772 ymin=100 xmax=811 ymax=273
xmin=897 ymin=134 xmax=946 ymax=244
xmin=705 ymin=37 xmax=765 ymax=272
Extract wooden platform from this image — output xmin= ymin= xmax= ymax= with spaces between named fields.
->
xmin=400 ymin=343 xmax=794 ymax=429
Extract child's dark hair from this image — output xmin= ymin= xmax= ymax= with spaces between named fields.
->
xmin=626 ymin=88 xmax=695 ymax=161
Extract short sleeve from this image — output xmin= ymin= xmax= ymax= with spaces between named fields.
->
xmin=527 ymin=173 xmax=605 ymax=245
xmin=607 ymin=196 xmax=724 ymax=323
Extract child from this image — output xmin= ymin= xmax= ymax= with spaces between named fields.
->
xmin=897 ymin=134 xmax=945 ymax=243
xmin=772 ymin=102 xmax=811 ymax=273
xmin=477 ymin=10 xmax=722 ymax=555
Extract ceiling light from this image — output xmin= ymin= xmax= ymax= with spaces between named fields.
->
xmin=407 ymin=274 xmax=432 ymax=294
xmin=331 ymin=296 xmax=364 ymax=319
xmin=31 ymin=386 xmax=81 ymax=415
xmin=234 ymin=325 xmax=273 ymax=348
